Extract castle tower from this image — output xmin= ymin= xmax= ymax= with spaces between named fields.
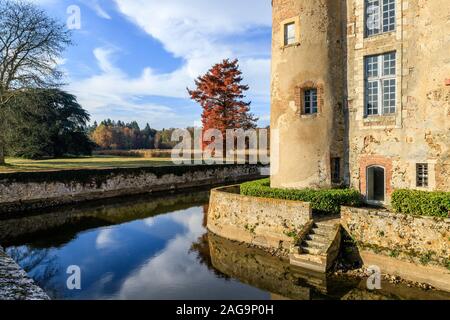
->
xmin=270 ymin=0 xmax=346 ymax=189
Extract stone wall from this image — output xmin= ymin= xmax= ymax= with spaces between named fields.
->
xmin=0 ymin=246 xmax=49 ymax=300
xmin=0 ymin=165 xmax=263 ymax=214
xmin=346 ymin=0 xmax=450 ymax=201
xmin=270 ymin=0 xmax=346 ymax=189
xmin=207 ymin=185 xmax=312 ymax=253
xmin=341 ymin=206 xmax=449 ymax=268
xmin=341 ymin=206 xmax=450 ymax=291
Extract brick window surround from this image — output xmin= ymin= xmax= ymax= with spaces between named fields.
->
xmin=295 ymin=81 xmax=324 ymax=115
xmin=359 ymin=155 xmax=393 ymax=200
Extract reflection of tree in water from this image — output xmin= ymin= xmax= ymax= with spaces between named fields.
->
xmin=189 ymin=204 xmax=230 ymax=280
xmin=6 ymin=246 xmax=63 ymax=298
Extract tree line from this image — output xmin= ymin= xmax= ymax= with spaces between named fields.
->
xmin=89 ymin=120 xmax=181 ymax=150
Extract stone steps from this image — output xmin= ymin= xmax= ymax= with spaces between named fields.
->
xmin=290 ymin=253 xmax=328 ymax=273
xmin=289 ymin=219 xmax=341 ymax=273
xmin=309 ymin=228 xmax=334 ymax=237
xmin=305 ymin=234 xmax=329 ymax=244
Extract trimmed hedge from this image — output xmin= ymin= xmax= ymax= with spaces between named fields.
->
xmin=240 ymin=179 xmax=362 ymax=215
xmin=392 ymin=189 xmax=450 ymax=218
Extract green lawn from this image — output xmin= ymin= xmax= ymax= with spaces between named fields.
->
xmin=0 ymin=156 xmax=178 ymax=173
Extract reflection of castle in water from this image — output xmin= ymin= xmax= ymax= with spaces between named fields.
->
xmin=207 ymin=232 xmax=450 ymax=301
xmin=208 ymin=232 xmax=329 ymax=300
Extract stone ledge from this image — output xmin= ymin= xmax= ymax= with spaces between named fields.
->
xmin=0 ymin=165 xmax=265 ymax=215
xmin=360 ymin=250 xmax=450 ymax=293
xmin=0 ymin=246 xmax=49 ymax=300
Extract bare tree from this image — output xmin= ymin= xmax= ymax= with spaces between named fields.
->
xmin=0 ymin=0 xmax=72 ymax=164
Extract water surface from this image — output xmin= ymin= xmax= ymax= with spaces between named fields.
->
xmin=1 ymin=190 xmax=449 ymax=300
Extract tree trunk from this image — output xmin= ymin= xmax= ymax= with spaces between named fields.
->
xmin=0 ymin=142 xmax=4 ymax=165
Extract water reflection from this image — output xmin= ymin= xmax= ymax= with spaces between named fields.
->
xmin=1 ymin=190 xmax=449 ymax=300
xmin=2 ymin=191 xmax=267 ymax=299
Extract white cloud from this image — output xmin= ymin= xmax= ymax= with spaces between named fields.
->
xmin=90 ymin=1 xmax=112 ymax=20
xmin=68 ymin=0 xmax=272 ymax=128
xmin=113 ymin=0 xmax=271 ymax=92
xmin=96 ymin=228 xmax=117 ymax=250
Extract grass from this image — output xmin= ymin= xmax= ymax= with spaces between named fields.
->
xmin=0 ymin=156 xmax=178 ymax=173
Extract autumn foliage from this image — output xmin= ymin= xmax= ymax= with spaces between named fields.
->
xmin=188 ymin=59 xmax=258 ymax=150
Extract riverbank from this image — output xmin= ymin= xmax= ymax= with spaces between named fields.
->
xmin=0 ymin=246 xmax=49 ymax=300
xmin=0 ymin=164 xmax=265 ymax=215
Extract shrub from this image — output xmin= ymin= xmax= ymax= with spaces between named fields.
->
xmin=391 ymin=189 xmax=450 ymax=218
xmin=240 ymin=179 xmax=362 ymax=215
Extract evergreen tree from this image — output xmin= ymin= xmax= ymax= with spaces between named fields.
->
xmin=4 ymin=89 xmax=94 ymax=159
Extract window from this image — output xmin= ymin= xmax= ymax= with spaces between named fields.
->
xmin=367 ymin=166 xmax=385 ymax=202
xmin=331 ymin=158 xmax=341 ymax=183
xmin=416 ymin=164 xmax=429 ymax=187
xmin=304 ymin=89 xmax=318 ymax=114
xmin=284 ymin=22 xmax=296 ymax=46
xmin=365 ymin=52 xmax=396 ymax=116
xmin=365 ymin=0 xmax=396 ymax=37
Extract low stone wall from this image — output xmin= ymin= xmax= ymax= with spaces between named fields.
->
xmin=0 ymin=164 xmax=263 ymax=215
xmin=341 ymin=206 xmax=450 ymax=291
xmin=0 ymin=246 xmax=49 ymax=300
xmin=207 ymin=185 xmax=312 ymax=253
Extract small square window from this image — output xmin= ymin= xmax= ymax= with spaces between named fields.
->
xmin=304 ymin=89 xmax=318 ymax=114
xmin=331 ymin=158 xmax=341 ymax=183
xmin=284 ymin=23 xmax=296 ymax=46
xmin=416 ymin=164 xmax=429 ymax=187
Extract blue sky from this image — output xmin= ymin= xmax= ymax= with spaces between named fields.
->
xmin=30 ymin=0 xmax=272 ymax=129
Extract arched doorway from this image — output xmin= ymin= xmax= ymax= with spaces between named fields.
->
xmin=367 ymin=166 xmax=385 ymax=202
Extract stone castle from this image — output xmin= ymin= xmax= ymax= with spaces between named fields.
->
xmin=270 ymin=0 xmax=449 ymax=204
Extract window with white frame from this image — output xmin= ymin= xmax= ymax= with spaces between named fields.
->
xmin=284 ymin=22 xmax=296 ymax=46
xmin=304 ymin=89 xmax=318 ymax=114
xmin=416 ymin=164 xmax=429 ymax=187
xmin=364 ymin=52 xmax=396 ymax=116
xmin=365 ymin=0 xmax=396 ymax=37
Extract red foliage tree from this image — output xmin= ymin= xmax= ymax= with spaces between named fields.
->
xmin=188 ymin=59 xmax=258 ymax=151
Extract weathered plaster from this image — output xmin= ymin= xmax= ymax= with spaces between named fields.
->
xmin=271 ymin=0 xmax=450 ymax=202
xmin=271 ymin=0 xmax=346 ymax=189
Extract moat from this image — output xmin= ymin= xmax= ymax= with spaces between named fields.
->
xmin=0 ymin=189 xmax=448 ymax=300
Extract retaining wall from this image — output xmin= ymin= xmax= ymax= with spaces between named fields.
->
xmin=0 ymin=164 xmax=263 ymax=214
xmin=341 ymin=206 xmax=450 ymax=292
xmin=207 ymin=185 xmax=312 ymax=253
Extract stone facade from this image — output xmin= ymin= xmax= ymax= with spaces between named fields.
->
xmin=271 ymin=0 xmax=450 ymax=204
xmin=341 ymin=206 xmax=450 ymax=291
xmin=207 ymin=185 xmax=312 ymax=253
xmin=0 ymin=165 xmax=263 ymax=215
